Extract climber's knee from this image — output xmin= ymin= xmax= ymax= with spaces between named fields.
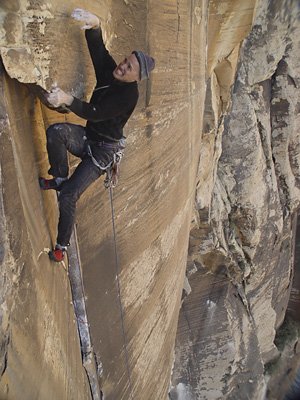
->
xmin=46 ymin=123 xmax=65 ymax=143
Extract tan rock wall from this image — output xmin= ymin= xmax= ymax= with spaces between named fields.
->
xmin=77 ymin=2 xmax=207 ymax=398
xmin=0 ymin=64 xmax=91 ymax=399
xmin=1 ymin=0 xmax=299 ymax=399
xmin=171 ymin=0 xmax=300 ymax=399
xmin=0 ymin=0 xmax=207 ymax=399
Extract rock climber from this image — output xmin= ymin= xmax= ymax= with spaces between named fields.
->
xmin=39 ymin=8 xmax=155 ymax=262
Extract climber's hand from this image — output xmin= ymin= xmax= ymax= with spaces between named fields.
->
xmin=46 ymin=86 xmax=73 ymax=108
xmin=71 ymin=8 xmax=100 ymax=30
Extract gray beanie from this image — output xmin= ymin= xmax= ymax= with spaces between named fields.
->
xmin=132 ymin=51 xmax=155 ymax=81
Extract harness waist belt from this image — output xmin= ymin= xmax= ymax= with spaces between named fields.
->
xmin=88 ymin=128 xmax=121 ymax=143
xmin=92 ymin=141 xmax=121 ymax=150
xmin=87 ymin=137 xmax=126 ymax=150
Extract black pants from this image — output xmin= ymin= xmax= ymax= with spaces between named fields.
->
xmin=46 ymin=123 xmax=113 ymax=246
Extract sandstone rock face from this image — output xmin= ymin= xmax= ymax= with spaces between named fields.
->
xmin=0 ymin=1 xmax=206 ymax=399
xmin=76 ymin=2 xmax=207 ymax=398
xmin=0 ymin=63 xmax=91 ymax=399
xmin=170 ymin=0 xmax=300 ymax=399
xmin=0 ymin=0 xmax=299 ymax=400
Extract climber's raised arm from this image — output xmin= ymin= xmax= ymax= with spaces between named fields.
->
xmin=72 ymin=8 xmax=116 ymax=86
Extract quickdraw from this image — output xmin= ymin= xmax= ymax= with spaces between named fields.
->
xmin=104 ymin=150 xmax=124 ymax=189
xmin=86 ymin=143 xmax=124 ymax=189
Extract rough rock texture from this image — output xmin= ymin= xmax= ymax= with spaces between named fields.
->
xmin=171 ymin=0 xmax=300 ymax=399
xmin=265 ymin=215 xmax=300 ymax=400
xmin=0 ymin=1 xmax=206 ymax=399
xmin=76 ymin=2 xmax=207 ymax=399
xmin=0 ymin=62 xmax=91 ymax=399
xmin=0 ymin=0 xmax=299 ymax=400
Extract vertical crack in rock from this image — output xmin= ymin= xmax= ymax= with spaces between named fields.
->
xmin=0 ymin=0 xmax=299 ymax=399
xmin=176 ymin=0 xmax=180 ymax=43
xmin=0 ymin=65 xmax=23 ymax=384
xmin=0 ymin=166 xmax=11 ymax=378
xmin=0 ymin=56 xmax=91 ymax=399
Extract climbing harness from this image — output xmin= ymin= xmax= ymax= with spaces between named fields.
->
xmin=107 ymin=180 xmax=134 ymax=400
xmin=87 ymin=138 xmax=125 ymax=189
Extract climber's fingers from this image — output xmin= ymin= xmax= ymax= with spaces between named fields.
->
xmin=46 ymin=87 xmax=67 ymax=108
xmin=71 ymin=8 xmax=99 ymax=30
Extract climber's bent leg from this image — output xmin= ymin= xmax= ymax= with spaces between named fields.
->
xmin=46 ymin=123 xmax=87 ymax=178
xmin=56 ymin=158 xmax=104 ymax=247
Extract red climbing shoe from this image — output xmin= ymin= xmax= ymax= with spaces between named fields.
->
xmin=48 ymin=245 xmax=67 ymax=262
xmin=39 ymin=177 xmax=66 ymax=191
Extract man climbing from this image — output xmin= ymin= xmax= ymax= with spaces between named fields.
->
xmin=39 ymin=8 xmax=155 ymax=262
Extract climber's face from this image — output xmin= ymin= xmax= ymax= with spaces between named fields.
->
xmin=113 ymin=53 xmax=140 ymax=82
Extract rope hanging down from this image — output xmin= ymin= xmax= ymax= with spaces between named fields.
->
xmin=108 ymin=184 xmax=134 ymax=399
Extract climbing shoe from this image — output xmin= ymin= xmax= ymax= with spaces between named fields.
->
xmin=39 ymin=177 xmax=67 ymax=191
xmin=48 ymin=245 xmax=67 ymax=262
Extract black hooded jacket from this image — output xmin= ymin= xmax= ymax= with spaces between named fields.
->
xmin=68 ymin=28 xmax=139 ymax=142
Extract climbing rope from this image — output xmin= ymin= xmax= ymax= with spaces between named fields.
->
xmin=108 ymin=184 xmax=134 ymax=399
